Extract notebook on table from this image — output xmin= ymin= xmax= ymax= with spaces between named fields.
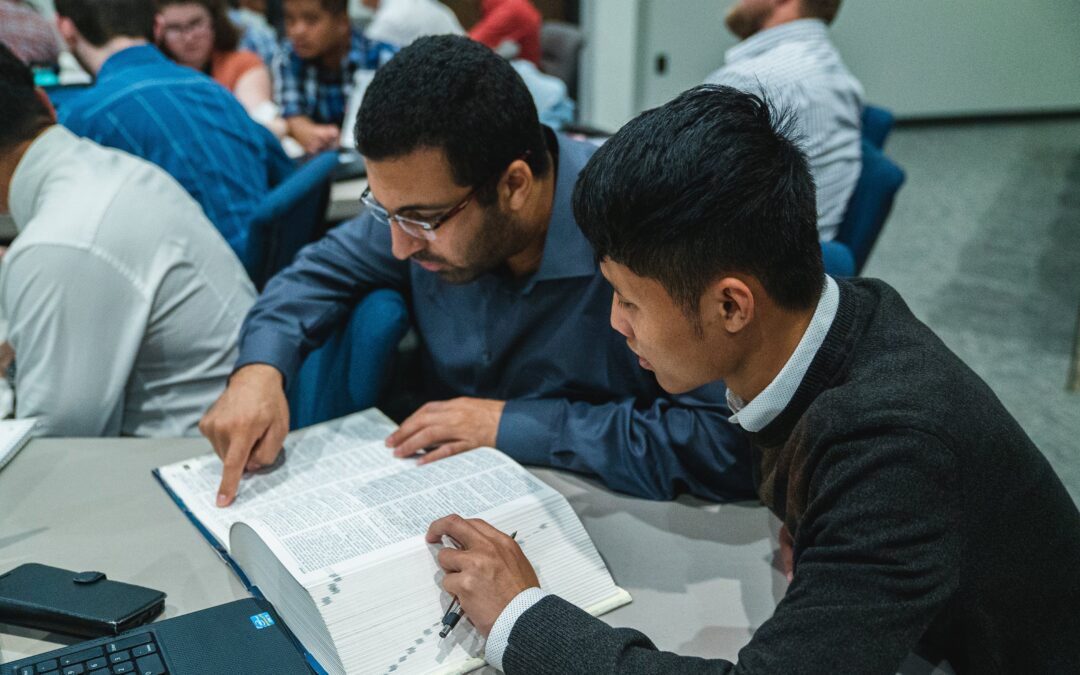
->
xmin=153 ymin=409 xmax=631 ymax=675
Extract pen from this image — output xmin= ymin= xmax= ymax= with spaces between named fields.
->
xmin=439 ymin=531 xmax=517 ymax=639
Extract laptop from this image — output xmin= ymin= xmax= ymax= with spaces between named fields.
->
xmin=0 ymin=598 xmax=314 ymax=675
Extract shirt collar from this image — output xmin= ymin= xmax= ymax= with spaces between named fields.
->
xmin=727 ymin=275 xmax=839 ymax=432
xmin=96 ymin=44 xmax=165 ymax=82
xmin=8 ymin=125 xmax=74 ymax=233
xmin=725 ymin=18 xmax=829 ymax=65
xmin=525 ymin=129 xmax=597 ymax=288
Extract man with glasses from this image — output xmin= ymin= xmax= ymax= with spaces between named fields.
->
xmin=201 ymin=35 xmax=754 ymax=508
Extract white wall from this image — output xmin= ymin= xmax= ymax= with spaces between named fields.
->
xmin=580 ymin=0 xmax=1080 ymax=129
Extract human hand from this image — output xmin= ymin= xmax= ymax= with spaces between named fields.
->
xmin=198 ymin=364 xmax=290 ymax=507
xmin=288 ymin=117 xmax=340 ymax=154
xmin=425 ymin=515 xmax=539 ymax=636
xmin=386 ymin=397 xmax=505 ymax=464
xmin=0 ymin=341 xmax=14 ymax=372
xmin=779 ymin=524 xmax=794 ymax=582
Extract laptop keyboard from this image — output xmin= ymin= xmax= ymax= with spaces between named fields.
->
xmin=16 ymin=633 xmax=166 ymax=675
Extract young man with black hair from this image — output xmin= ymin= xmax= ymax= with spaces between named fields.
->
xmin=707 ymin=0 xmax=862 ymax=241
xmin=274 ymin=0 xmax=396 ymax=153
xmin=53 ymin=0 xmax=290 ymax=264
xmin=201 ymin=35 xmax=753 ymax=509
xmin=0 ymin=43 xmax=255 ymax=437
xmin=423 ymin=85 xmax=1080 ymax=673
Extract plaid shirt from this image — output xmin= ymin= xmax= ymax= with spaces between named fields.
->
xmin=0 ymin=0 xmax=61 ymax=66
xmin=273 ymin=29 xmax=396 ymax=125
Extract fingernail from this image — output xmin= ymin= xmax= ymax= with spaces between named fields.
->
xmin=217 ymin=493 xmax=229 ymax=507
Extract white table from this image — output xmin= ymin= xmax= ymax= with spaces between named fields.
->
xmin=0 ymin=439 xmax=949 ymax=673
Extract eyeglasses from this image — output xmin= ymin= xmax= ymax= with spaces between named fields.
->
xmin=161 ymin=14 xmax=211 ymax=39
xmin=360 ymin=150 xmax=532 ymax=241
xmin=360 ymin=185 xmax=476 ymax=241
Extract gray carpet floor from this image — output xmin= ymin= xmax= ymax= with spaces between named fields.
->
xmin=863 ymin=116 xmax=1080 ymax=506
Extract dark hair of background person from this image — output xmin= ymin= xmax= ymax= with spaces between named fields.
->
xmin=282 ymin=0 xmax=347 ymax=15
xmin=801 ymin=0 xmax=842 ymax=24
xmin=356 ymin=35 xmax=551 ymax=206
xmin=54 ymin=0 xmax=156 ymax=46
xmin=157 ymin=0 xmax=241 ymax=55
xmin=0 ymin=43 xmax=53 ymax=151
xmin=573 ymin=84 xmax=824 ymax=320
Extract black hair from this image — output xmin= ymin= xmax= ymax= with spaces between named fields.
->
xmin=574 ymin=84 xmax=824 ymax=316
xmin=54 ymin=0 xmax=155 ymax=46
xmin=282 ymin=0 xmax=346 ymax=15
xmin=0 ymin=44 xmax=52 ymax=150
xmin=356 ymin=35 xmax=550 ymax=205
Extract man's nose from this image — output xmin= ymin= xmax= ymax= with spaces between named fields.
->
xmin=389 ymin=221 xmax=425 ymax=260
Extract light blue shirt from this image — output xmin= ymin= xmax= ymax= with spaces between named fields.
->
xmin=727 ymin=275 xmax=839 ymax=432
xmin=484 ymin=275 xmax=839 ymax=670
xmin=706 ymin=19 xmax=863 ymax=240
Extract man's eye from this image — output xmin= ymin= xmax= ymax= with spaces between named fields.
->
xmin=617 ymin=298 xmax=635 ymax=310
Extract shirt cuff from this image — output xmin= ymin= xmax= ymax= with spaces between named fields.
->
xmin=234 ymin=327 xmax=302 ymax=389
xmin=485 ymin=586 xmax=548 ymax=672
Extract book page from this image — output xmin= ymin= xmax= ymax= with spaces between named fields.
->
xmin=243 ymin=446 xmax=552 ymax=586
xmin=157 ymin=409 xmax=407 ymax=548
xmin=0 ymin=417 xmax=36 ymax=472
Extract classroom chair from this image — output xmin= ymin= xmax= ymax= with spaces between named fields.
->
xmin=821 ymin=240 xmax=856 ymax=277
xmin=288 ymin=289 xmax=411 ymax=429
xmin=861 ymin=104 xmax=896 ymax=150
xmin=540 ymin=21 xmax=585 ymax=101
xmin=835 ymin=139 xmax=906 ymax=273
xmin=246 ymin=150 xmax=338 ymax=289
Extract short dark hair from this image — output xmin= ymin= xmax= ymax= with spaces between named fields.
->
xmin=157 ymin=0 xmax=240 ymax=54
xmin=54 ymin=0 xmax=155 ymax=46
xmin=356 ymin=35 xmax=550 ymax=205
xmin=283 ymin=0 xmax=346 ymax=15
xmin=0 ymin=44 xmax=52 ymax=150
xmin=573 ymin=85 xmax=824 ymax=316
xmin=801 ymin=0 xmax=842 ymax=24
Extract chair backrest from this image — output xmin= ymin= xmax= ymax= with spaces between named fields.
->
xmin=836 ymin=139 xmax=906 ymax=273
xmin=540 ymin=20 xmax=585 ymax=100
xmin=288 ymin=289 xmax=411 ymax=429
xmin=245 ymin=150 xmax=338 ymax=289
xmin=820 ymin=240 xmax=855 ymax=277
xmin=861 ymin=104 xmax=895 ymax=150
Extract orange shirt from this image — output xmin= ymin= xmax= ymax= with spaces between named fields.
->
xmin=210 ymin=49 xmax=263 ymax=91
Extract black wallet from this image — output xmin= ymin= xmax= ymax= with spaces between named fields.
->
xmin=0 ymin=563 xmax=166 ymax=638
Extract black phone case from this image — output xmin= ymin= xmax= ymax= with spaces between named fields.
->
xmin=0 ymin=563 xmax=165 ymax=638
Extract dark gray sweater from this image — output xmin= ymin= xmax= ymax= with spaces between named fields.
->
xmin=503 ymin=278 xmax=1080 ymax=674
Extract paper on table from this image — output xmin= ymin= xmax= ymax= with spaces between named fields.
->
xmin=0 ymin=417 xmax=36 ymax=472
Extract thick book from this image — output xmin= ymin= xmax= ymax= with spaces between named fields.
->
xmin=0 ymin=417 xmax=36 ymax=473
xmin=154 ymin=409 xmax=631 ymax=675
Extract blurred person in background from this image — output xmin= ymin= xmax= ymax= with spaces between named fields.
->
xmin=361 ymin=0 xmax=463 ymax=47
xmin=468 ymin=0 xmax=540 ymax=64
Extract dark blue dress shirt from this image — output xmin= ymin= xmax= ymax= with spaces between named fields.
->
xmin=60 ymin=45 xmax=290 ymax=263
xmin=237 ymin=132 xmax=754 ymax=502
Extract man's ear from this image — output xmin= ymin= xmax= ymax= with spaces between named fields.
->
xmin=501 ymin=157 xmax=535 ymax=213
xmin=705 ymin=276 xmax=755 ymax=335
xmin=55 ymin=16 xmax=84 ymax=50
xmin=153 ymin=14 xmax=166 ymax=44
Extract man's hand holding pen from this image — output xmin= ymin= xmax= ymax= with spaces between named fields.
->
xmin=426 ymin=515 xmax=539 ymax=636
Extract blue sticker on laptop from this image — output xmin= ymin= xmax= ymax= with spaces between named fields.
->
xmin=250 ymin=612 xmax=275 ymax=629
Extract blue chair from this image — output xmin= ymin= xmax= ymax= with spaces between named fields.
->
xmin=820 ymin=240 xmax=855 ymax=277
xmin=288 ymin=289 xmax=411 ymax=429
xmin=835 ymin=139 xmax=906 ymax=274
xmin=246 ymin=150 xmax=339 ymax=289
xmin=861 ymin=104 xmax=895 ymax=150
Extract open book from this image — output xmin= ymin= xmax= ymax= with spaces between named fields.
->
xmin=154 ymin=409 xmax=631 ymax=675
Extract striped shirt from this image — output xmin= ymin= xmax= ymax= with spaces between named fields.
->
xmin=706 ymin=19 xmax=863 ymax=241
xmin=273 ymin=29 xmax=396 ymax=125
xmin=60 ymin=45 xmax=290 ymax=263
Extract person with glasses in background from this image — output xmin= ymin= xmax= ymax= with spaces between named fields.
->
xmin=156 ymin=0 xmax=286 ymax=137
xmin=200 ymin=35 xmax=754 ymax=509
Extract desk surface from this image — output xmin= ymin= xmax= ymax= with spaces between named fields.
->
xmin=0 ymin=439 xmax=948 ymax=673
